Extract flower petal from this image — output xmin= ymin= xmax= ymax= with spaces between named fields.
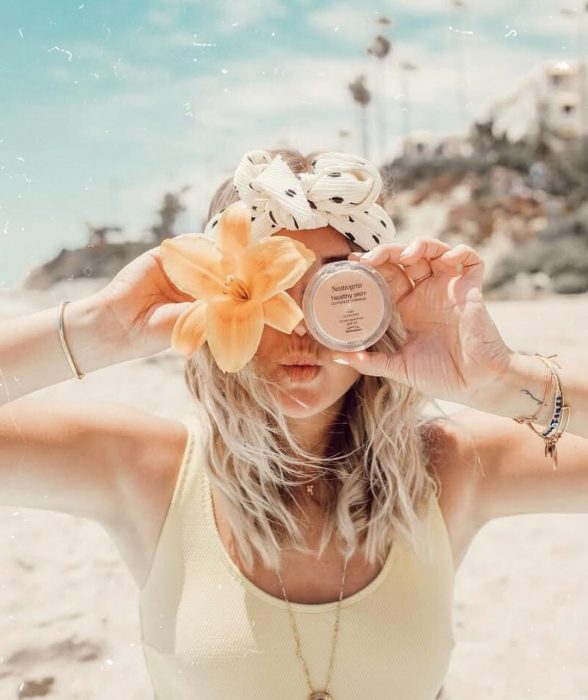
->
xmin=237 ymin=236 xmax=316 ymax=303
xmin=262 ymin=291 xmax=304 ymax=333
xmin=160 ymin=234 xmax=233 ymax=300
xmin=217 ymin=201 xmax=253 ymax=257
xmin=171 ymin=300 xmax=208 ymax=357
xmin=289 ymin=238 xmax=318 ymax=268
xmin=206 ymin=297 xmax=265 ymax=373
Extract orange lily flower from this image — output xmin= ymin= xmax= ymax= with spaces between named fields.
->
xmin=160 ymin=201 xmax=316 ymax=373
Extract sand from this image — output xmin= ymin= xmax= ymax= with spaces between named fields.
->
xmin=1 ymin=280 xmax=587 ymax=699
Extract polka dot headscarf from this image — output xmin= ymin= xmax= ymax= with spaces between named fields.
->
xmin=203 ymin=149 xmax=397 ymax=252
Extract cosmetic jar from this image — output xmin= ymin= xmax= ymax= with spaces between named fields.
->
xmin=302 ymin=260 xmax=393 ymax=352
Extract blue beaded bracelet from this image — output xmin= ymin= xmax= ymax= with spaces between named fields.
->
xmin=514 ymin=353 xmax=570 ymax=470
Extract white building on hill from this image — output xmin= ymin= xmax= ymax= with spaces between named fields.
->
xmin=402 ymin=130 xmax=473 ymax=161
xmin=480 ymin=59 xmax=587 ymax=148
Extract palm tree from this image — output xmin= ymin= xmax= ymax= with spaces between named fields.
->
xmin=367 ymin=30 xmax=392 ymax=161
xmin=348 ymin=74 xmax=372 ymax=158
xmin=338 ymin=128 xmax=352 ymax=152
xmin=450 ymin=0 xmax=470 ymax=127
xmin=148 ymin=185 xmax=191 ymax=243
xmin=367 ymin=35 xmax=391 ymax=61
xmin=560 ymin=4 xmax=588 ymax=182
xmin=399 ymin=61 xmax=418 ymax=137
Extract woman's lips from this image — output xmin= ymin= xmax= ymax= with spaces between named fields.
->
xmin=281 ymin=365 xmax=322 ymax=382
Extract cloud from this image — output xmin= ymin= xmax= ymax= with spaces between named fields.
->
xmin=115 ymin=168 xmax=221 ymax=238
xmin=43 ymin=1 xmax=577 ymax=166
xmin=7 ymin=0 xmax=583 ymax=291
xmin=75 ymin=52 xmax=378 ymax=232
xmin=392 ymin=0 xmax=523 ymax=17
xmin=65 ymin=25 xmax=561 ymax=166
xmin=152 ymin=0 xmax=287 ymax=32
xmin=214 ymin=0 xmax=287 ymax=31
xmin=45 ymin=40 xmax=171 ymax=87
xmin=306 ymin=5 xmax=381 ymax=45
xmin=162 ymin=54 xmax=375 ymax=160
xmin=146 ymin=7 xmax=179 ymax=29
xmin=388 ymin=33 xmax=554 ymax=127
xmin=516 ymin=6 xmax=586 ymax=44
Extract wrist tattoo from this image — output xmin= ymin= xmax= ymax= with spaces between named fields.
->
xmin=521 ymin=388 xmax=543 ymax=406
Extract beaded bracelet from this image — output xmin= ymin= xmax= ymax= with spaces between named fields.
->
xmin=513 ymin=353 xmax=569 ymax=470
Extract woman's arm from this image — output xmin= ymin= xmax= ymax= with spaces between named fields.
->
xmin=341 ymin=239 xmax=588 ymax=440
xmin=468 ymin=352 xmax=588 ymax=440
xmin=0 ymin=244 xmax=194 ymax=407
xmin=446 ymin=407 xmax=588 ymax=523
xmin=0 ymin=297 xmax=129 ymax=406
xmin=336 ymin=237 xmax=588 ymax=521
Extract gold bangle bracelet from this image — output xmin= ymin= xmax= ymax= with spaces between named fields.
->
xmin=58 ymin=301 xmax=85 ymax=380
xmin=513 ymin=353 xmax=569 ymax=470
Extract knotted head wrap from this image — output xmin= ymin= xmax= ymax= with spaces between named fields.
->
xmin=203 ymin=149 xmax=397 ymax=252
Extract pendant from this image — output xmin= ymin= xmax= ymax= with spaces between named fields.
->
xmin=309 ymin=692 xmax=332 ymax=700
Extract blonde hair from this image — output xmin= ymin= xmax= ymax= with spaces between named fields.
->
xmin=185 ymin=147 xmax=441 ymax=575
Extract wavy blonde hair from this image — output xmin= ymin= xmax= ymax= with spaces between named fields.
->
xmin=184 ymin=148 xmax=441 ymax=575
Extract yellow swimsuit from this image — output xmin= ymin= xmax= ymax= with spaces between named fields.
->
xmin=139 ymin=413 xmax=456 ymax=699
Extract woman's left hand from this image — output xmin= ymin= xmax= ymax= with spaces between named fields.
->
xmin=330 ymin=238 xmax=514 ymax=406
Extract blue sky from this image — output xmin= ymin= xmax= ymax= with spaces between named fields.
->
xmin=0 ymin=0 xmax=583 ymax=289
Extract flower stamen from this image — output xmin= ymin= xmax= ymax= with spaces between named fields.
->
xmin=223 ymin=274 xmax=250 ymax=300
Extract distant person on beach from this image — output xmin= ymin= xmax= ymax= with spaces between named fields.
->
xmin=2 ymin=148 xmax=588 ymax=700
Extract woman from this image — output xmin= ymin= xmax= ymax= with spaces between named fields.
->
xmin=1 ymin=148 xmax=587 ymax=700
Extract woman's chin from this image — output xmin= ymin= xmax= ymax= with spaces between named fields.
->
xmin=275 ymin=385 xmax=327 ymax=418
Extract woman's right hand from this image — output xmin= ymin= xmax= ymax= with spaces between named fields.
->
xmin=91 ymin=243 xmax=195 ymax=360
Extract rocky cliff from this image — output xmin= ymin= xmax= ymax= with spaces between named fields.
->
xmin=22 ymin=240 xmax=155 ymax=291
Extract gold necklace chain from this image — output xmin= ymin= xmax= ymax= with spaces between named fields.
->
xmin=277 ymin=555 xmax=349 ymax=700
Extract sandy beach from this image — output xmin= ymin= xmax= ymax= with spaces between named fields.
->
xmin=1 ymin=279 xmax=587 ymax=699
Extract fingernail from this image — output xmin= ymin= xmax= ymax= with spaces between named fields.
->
xmin=360 ymin=249 xmax=376 ymax=260
xmin=400 ymin=244 xmax=416 ymax=258
xmin=333 ymin=357 xmax=350 ymax=365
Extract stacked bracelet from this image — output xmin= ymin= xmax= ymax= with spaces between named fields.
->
xmin=58 ymin=301 xmax=85 ymax=380
xmin=513 ymin=353 xmax=569 ymax=470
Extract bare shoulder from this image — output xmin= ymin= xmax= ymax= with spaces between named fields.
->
xmin=0 ymin=397 xmax=188 ymax=526
xmin=110 ymin=408 xmax=191 ymax=590
xmin=0 ymin=397 xmax=171 ymax=526
xmin=441 ymin=406 xmax=588 ymax=522
xmin=419 ymin=409 xmax=497 ymax=570
xmin=0 ymin=396 xmax=191 ymax=589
